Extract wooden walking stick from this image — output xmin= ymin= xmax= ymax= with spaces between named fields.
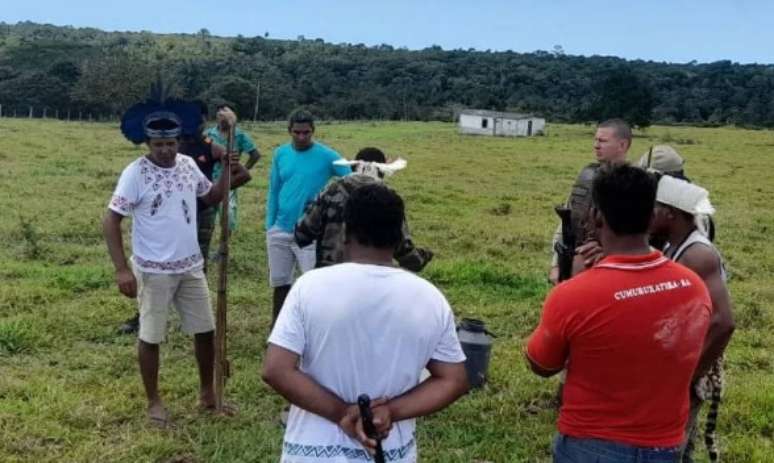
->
xmin=213 ymin=124 xmax=235 ymax=412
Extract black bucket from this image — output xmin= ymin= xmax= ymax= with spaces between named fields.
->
xmin=457 ymin=318 xmax=494 ymax=388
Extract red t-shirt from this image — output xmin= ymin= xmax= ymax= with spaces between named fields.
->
xmin=527 ymin=251 xmax=712 ymax=448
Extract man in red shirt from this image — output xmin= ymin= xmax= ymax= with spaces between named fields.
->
xmin=526 ymin=165 xmax=712 ymax=462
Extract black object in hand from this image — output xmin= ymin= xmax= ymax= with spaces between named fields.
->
xmin=357 ymin=394 xmax=385 ymax=463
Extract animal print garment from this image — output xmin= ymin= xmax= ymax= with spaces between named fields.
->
xmin=683 ymin=357 xmax=724 ymax=463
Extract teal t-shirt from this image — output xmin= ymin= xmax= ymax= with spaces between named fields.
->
xmin=206 ymin=126 xmax=257 ymax=180
xmin=266 ymin=142 xmax=351 ymax=232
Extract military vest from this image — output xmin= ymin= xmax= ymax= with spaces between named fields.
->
xmin=568 ymin=162 xmax=601 ymax=245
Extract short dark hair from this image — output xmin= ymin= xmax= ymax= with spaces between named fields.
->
xmin=288 ymin=109 xmax=315 ymax=130
xmin=355 ymin=147 xmax=386 ymax=163
xmin=216 ymin=103 xmax=234 ymax=112
xmin=598 ymin=118 xmax=632 ymax=143
xmin=344 ymin=183 xmax=404 ymax=250
xmin=592 ymin=164 xmax=656 ymax=235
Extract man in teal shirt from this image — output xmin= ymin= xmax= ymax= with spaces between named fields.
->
xmin=207 ymin=104 xmax=261 ymax=233
xmin=266 ymin=109 xmax=351 ymax=324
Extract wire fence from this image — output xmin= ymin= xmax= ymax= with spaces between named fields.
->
xmin=0 ymin=104 xmax=124 ymax=122
xmin=0 ymin=105 xmax=289 ymax=126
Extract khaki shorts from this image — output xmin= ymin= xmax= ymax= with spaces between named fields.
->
xmin=134 ymin=267 xmax=215 ymax=344
xmin=266 ymin=227 xmax=316 ymax=287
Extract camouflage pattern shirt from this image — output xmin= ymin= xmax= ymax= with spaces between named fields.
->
xmin=294 ymin=174 xmax=433 ymax=271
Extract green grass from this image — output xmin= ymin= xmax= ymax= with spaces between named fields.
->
xmin=0 ymin=119 xmax=772 ymax=462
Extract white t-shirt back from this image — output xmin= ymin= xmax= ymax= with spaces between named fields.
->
xmin=268 ymin=263 xmax=466 ymax=463
xmin=108 ymin=154 xmax=212 ymax=273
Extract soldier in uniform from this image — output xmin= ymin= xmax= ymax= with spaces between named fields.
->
xmin=295 ymin=147 xmax=432 ymax=272
xmin=549 ymin=118 xmax=632 ymax=284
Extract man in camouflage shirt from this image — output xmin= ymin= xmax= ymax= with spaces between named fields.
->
xmin=294 ymin=147 xmax=432 ymax=272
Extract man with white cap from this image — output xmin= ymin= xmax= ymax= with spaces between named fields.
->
xmin=639 ymin=144 xmax=715 ymax=243
xmin=295 ymin=147 xmax=432 ymax=271
xmin=651 ymin=175 xmax=735 ymax=463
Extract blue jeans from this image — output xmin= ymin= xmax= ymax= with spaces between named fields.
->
xmin=554 ymin=434 xmax=680 ymax=463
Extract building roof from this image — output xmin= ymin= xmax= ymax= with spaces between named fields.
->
xmin=459 ymin=109 xmax=541 ymax=120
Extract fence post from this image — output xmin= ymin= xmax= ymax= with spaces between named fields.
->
xmin=67 ymin=109 xmax=71 ymax=121
xmin=55 ymin=109 xmax=59 ymax=119
xmin=43 ymin=108 xmax=47 ymax=119
xmin=0 ymin=104 xmax=3 ymax=117
xmin=29 ymin=106 xmax=33 ymax=118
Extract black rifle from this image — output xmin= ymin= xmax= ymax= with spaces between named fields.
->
xmin=554 ymin=205 xmax=575 ymax=282
xmin=357 ymin=394 xmax=385 ymax=463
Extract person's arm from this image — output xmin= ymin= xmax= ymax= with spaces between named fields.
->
xmin=237 ymin=130 xmax=261 ymax=170
xmin=331 ymin=151 xmax=352 ymax=178
xmin=394 ymin=220 xmax=433 ymax=272
xmin=524 ymin=343 xmax=565 ymax=378
xmin=265 ymin=152 xmax=281 ymax=230
xmin=102 ymin=210 xmax=136 ymax=298
xmin=200 ymin=156 xmax=230 ymax=206
xmin=294 ymin=189 xmax=328 ymax=248
xmin=375 ymin=302 xmax=468 ymax=425
xmin=342 ymin=359 xmax=467 ymax=453
xmin=524 ymin=290 xmax=569 ymax=377
xmin=230 ymin=161 xmax=252 ymax=189
xmin=245 ymin=149 xmax=261 ymax=169
xmin=384 ymin=359 xmax=468 ymax=422
xmin=211 ymin=143 xmax=251 ymax=189
xmin=262 ymin=344 xmax=349 ymax=423
xmin=680 ymin=247 xmax=735 ymax=380
xmin=262 ymin=282 xmax=349 ymax=422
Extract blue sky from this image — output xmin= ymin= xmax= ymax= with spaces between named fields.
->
xmin=4 ymin=1 xmax=772 ymax=64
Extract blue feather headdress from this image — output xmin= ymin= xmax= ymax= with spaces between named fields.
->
xmin=120 ymin=77 xmax=202 ymax=144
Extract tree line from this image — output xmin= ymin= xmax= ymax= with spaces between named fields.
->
xmin=1 ymin=21 xmax=774 ymax=128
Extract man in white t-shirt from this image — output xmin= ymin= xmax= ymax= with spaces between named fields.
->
xmin=103 ymin=107 xmax=230 ymax=427
xmin=263 ymin=183 xmax=469 ymax=462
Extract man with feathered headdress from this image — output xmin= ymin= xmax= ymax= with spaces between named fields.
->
xmin=102 ymin=91 xmax=232 ymax=427
xmin=295 ymin=147 xmax=432 ymax=271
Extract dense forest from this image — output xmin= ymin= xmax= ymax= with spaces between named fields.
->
xmin=1 ymin=21 xmax=774 ymax=127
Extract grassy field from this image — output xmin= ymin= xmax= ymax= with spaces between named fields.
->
xmin=0 ymin=118 xmax=772 ymax=462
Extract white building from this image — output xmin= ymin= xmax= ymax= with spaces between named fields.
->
xmin=458 ymin=109 xmax=545 ymax=137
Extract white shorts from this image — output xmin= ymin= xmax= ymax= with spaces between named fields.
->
xmin=266 ymin=227 xmax=315 ymax=287
xmin=134 ymin=267 xmax=215 ymax=344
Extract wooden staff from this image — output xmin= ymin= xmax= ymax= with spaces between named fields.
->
xmin=214 ymin=124 xmax=235 ymax=412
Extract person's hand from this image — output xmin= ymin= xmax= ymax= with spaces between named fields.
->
xmin=338 ymin=398 xmax=390 ymax=454
xmin=548 ymin=266 xmax=559 ymax=285
xmin=116 ymin=268 xmax=137 ymax=298
xmin=576 ymin=240 xmax=604 ymax=267
xmin=370 ymin=399 xmax=393 ymax=437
